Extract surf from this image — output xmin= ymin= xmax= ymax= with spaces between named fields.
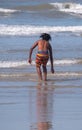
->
xmin=0 ymin=72 xmax=82 ymax=79
xmin=0 ymin=24 xmax=82 ymax=36
xmin=0 ymin=8 xmax=19 ymax=13
xmin=50 ymin=2 xmax=82 ymax=16
xmin=0 ymin=59 xmax=81 ymax=68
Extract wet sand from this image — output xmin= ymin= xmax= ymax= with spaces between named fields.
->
xmin=0 ymin=78 xmax=82 ymax=130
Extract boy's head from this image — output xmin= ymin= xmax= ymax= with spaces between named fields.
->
xmin=40 ymin=33 xmax=51 ymax=41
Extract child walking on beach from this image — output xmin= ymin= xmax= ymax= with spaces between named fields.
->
xmin=28 ymin=33 xmax=54 ymax=81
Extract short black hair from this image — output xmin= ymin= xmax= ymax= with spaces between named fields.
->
xmin=40 ymin=33 xmax=51 ymax=41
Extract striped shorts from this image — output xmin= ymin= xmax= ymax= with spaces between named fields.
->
xmin=36 ymin=53 xmax=49 ymax=67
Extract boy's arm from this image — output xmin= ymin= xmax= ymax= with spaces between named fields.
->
xmin=28 ymin=41 xmax=38 ymax=64
xmin=48 ymin=43 xmax=54 ymax=73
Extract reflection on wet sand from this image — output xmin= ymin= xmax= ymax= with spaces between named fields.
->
xmin=30 ymin=83 xmax=54 ymax=130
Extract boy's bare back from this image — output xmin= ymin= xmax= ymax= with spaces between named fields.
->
xmin=37 ymin=39 xmax=49 ymax=51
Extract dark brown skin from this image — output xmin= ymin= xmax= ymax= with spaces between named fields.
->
xmin=28 ymin=39 xmax=54 ymax=81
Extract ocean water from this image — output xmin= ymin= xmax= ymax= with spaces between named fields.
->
xmin=0 ymin=0 xmax=82 ymax=78
xmin=0 ymin=0 xmax=82 ymax=130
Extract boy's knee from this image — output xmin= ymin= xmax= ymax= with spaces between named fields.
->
xmin=42 ymin=65 xmax=47 ymax=73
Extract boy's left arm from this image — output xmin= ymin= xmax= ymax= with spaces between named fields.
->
xmin=48 ymin=43 xmax=54 ymax=73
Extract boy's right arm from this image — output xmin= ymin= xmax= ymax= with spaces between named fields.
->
xmin=28 ymin=41 xmax=38 ymax=64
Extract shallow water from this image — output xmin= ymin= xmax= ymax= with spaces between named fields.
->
xmin=0 ymin=82 xmax=82 ymax=130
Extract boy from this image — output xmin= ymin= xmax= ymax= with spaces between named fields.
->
xmin=28 ymin=33 xmax=54 ymax=81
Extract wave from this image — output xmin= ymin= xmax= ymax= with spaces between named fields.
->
xmin=15 ymin=2 xmax=82 ymax=15
xmin=0 ymin=8 xmax=19 ymax=13
xmin=50 ymin=2 xmax=82 ymax=16
xmin=15 ymin=2 xmax=82 ymax=17
xmin=0 ymin=24 xmax=82 ymax=36
xmin=1 ymin=2 xmax=82 ymax=16
xmin=0 ymin=59 xmax=81 ymax=68
xmin=0 ymin=72 xmax=82 ymax=78
xmin=16 ymin=3 xmax=53 ymax=12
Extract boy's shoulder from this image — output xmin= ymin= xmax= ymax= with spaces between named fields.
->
xmin=36 ymin=39 xmax=41 ymax=43
xmin=37 ymin=39 xmax=44 ymax=44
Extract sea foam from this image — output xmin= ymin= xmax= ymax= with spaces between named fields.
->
xmin=50 ymin=2 xmax=82 ymax=15
xmin=0 ymin=59 xmax=81 ymax=68
xmin=0 ymin=24 xmax=82 ymax=36
xmin=0 ymin=8 xmax=18 ymax=13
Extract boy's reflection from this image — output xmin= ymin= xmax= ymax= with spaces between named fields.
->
xmin=36 ymin=83 xmax=54 ymax=130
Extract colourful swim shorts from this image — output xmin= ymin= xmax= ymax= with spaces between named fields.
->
xmin=36 ymin=53 xmax=49 ymax=67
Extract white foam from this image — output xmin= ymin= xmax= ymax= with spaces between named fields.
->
xmin=0 ymin=59 xmax=81 ymax=68
xmin=0 ymin=61 xmax=27 ymax=68
xmin=50 ymin=2 xmax=82 ymax=15
xmin=54 ymin=59 xmax=79 ymax=65
xmin=0 ymin=8 xmax=18 ymax=13
xmin=0 ymin=24 xmax=82 ymax=36
xmin=0 ymin=72 xmax=82 ymax=78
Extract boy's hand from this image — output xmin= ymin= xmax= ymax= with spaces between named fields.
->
xmin=28 ymin=58 xmax=32 ymax=64
xmin=51 ymin=67 xmax=54 ymax=73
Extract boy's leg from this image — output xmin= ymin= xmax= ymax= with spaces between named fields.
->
xmin=42 ymin=65 xmax=47 ymax=81
xmin=36 ymin=66 xmax=42 ymax=81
